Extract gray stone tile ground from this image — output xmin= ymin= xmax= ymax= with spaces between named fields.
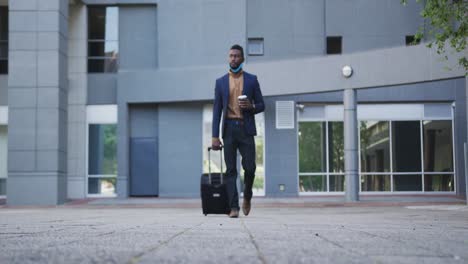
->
xmin=1 ymin=203 xmax=467 ymax=264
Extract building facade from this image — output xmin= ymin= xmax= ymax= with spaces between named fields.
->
xmin=0 ymin=0 xmax=466 ymax=205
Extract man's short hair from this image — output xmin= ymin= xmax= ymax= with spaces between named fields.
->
xmin=230 ymin=44 xmax=244 ymax=58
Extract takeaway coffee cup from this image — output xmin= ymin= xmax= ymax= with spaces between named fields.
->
xmin=238 ymin=95 xmax=247 ymax=101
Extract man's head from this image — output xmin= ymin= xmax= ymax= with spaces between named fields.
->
xmin=229 ymin=44 xmax=244 ymax=70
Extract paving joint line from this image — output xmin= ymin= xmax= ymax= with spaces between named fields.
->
xmin=240 ymin=219 xmax=268 ymax=264
xmin=127 ymin=222 xmax=203 ymax=264
xmin=315 ymin=233 xmax=367 ymax=258
xmin=343 ymin=226 xmax=455 ymax=258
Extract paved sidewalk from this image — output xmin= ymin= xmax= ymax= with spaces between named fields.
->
xmin=1 ymin=203 xmax=467 ymax=264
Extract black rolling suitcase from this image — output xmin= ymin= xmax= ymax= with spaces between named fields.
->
xmin=201 ymin=147 xmax=230 ymax=215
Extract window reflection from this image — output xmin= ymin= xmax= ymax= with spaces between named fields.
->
xmin=88 ymin=6 xmax=119 ymax=73
xmin=0 ymin=42 xmax=7 ymax=59
xmin=88 ymin=41 xmax=119 ymax=57
xmin=88 ymin=58 xmax=118 ymax=73
xmin=329 ymin=175 xmax=344 ymax=192
xmin=299 ymin=175 xmax=326 ymax=192
xmin=424 ymin=174 xmax=454 ymax=192
xmin=88 ymin=124 xmax=117 ymax=175
xmin=298 ymin=122 xmax=326 ymax=173
xmin=0 ymin=7 xmax=7 ymax=74
xmin=0 ymin=125 xmax=6 ymax=196
xmin=360 ymin=121 xmax=390 ymax=172
xmin=423 ymin=121 xmax=453 ymax=172
xmin=88 ymin=7 xmax=119 ymax=41
xmin=88 ymin=177 xmax=116 ymax=195
xmin=392 ymin=121 xmax=421 ymax=172
xmin=328 ymin=122 xmax=344 ymax=173
xmin=393 ymin=174 xmax=422 ymax=191
xmin=361 ymin=174 xmax=390 ymax=191
xmin=0 ymin=7 xmax=7 ymax=41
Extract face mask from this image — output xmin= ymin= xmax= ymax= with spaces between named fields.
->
xmin=230 ymin=63 xmax=243 ymax=73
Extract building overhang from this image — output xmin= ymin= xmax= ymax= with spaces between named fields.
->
xmin=117 ymin=44 xmax=466 ymax=104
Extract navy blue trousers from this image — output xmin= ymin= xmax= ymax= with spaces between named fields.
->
xmin=223 ymin=121 xmax=256 ymax=210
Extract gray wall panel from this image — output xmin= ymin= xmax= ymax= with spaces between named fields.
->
xmin=0 ymin=76 xmax=7 ymax=105
xmin=357 ymin=79 xmax=459 ymax=102
xmin=129 ymin=104 xmax=158 ymax=138
xmin=264 ymin=99 xmax=299 ymax=196
xmin=116 ymin=44 xmax=465 ymax=104
xmin=326 ymin=0 xmax=423 ymax=53
xmin=119 ymin=6 xmax=158 ymax=70
xmin=157 ymin=0 xmax=246 ymax=68
xmin=87 ymin=74 xmax=117 ymax=104
xmin=247 ymin=0 xmax=325 ymax=62
xmin=158 ymin=103 xmax=202 ymax=197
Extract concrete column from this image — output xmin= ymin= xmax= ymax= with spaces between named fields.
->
xmin=116 ymin=102 xmax=129 ymax=198
xmin=344 ymin=88 xmax=359 ymax=202
xmin=67 ymin=2 xmax=87 ymax=199
xmin=466 ymin=76 xmax=468 ymax=204
xmin=7 ymin=0 xmax=69 ymax=205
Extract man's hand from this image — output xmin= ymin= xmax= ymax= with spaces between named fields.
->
xmin=211 ymin=137 xmax=223 ymax=151
xmin=239 ymin=99 xmax=254 ymax=110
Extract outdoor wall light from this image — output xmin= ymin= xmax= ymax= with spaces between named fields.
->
xmin=342 ymin=65 xmax=353 ymax=78
xmin=296 ymin=103 xmax=305 ymax=111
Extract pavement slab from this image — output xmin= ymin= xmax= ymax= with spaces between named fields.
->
xmin=0 ymin=205 xmax=467 ymax=264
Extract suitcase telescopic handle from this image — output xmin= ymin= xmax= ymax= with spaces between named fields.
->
xmin=207 ymin=146 xmax=223 ymax=185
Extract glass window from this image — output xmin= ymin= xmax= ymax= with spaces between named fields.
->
xmin=250 ymin=113 xmax=265 ymax=195
xmin=329 ymin=175 xmax=345 ymax=192
xmin=0 ymin=41 xmax=7 ymax=58
xmin=0 ymin=7 xmax=8 ymax=74
xmin=328 ymin=122 xmax=344 ymax=173
xmin=299 ymin=121 xmax=344 ymax=193
xmin=392 ymin=121 xmax=421 ymax=172
xmin=87 ymin=6 xmax=119 ymax=73
xmin=88 ymin=124 xmax=117 ymax=176
xmin=299 ymin=175 xmax=326 ymax=192
xmin=0 ymin=125 xmax=6 ymax=196
xmin=88 ymin=41 xmax=119 ymax=57
xmin=88 ymin=177 xmax=116 ymax=195
xmin=406 ymin=35 xmax=420 ymax=46
xmin=88 ymin=124 xmax=117 ymax=196
xmin=326 ymin=36 xmax=342 ymax=55
xmin=424 ymin=174 xmax=454 ymax=192
xmin=394 ymin=174 xmax=422 ymax=191
xmin=423 ymin=120 xmax=453 ymax=172
xmin=0 ymin=7 xmax=7 ymax=41
xmin=87 ymin=58 xmax=118 ymax=73
xmin=361 ymin=174 xmax=390 ymax=192
xmin=299 ymin=122 xmax=326 ymax=173
xmin=248 ymin=38 xmax=264 ymax=56
xmin=360 ymin=121 xmax=390 ymax=172
xmin=0 ymin=178 xmax=5 ymax=196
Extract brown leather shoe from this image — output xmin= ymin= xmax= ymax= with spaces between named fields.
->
xmin=228 ymin=209 xmax=239 ymax=218
xmin=242 ymin=199 xmax=251 ymax=216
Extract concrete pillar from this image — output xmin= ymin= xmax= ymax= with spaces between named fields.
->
xmin=344 ymin=88 xmax=359 ymax=202
xmin=117 ymin=102 xmax=129 ymax=198
xmin=67 ymin=2 xmax=87 ymax=199
xmin=466 ymin=76 xmax=468 ymax=204
xmin=7 ymin=0 xmax=68 ymax=205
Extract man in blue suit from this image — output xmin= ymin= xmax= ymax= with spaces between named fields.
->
xmin=212 ymin=44 xmax=265 ymax=218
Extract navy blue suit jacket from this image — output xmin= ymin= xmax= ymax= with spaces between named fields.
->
xmin=212 ymin=71 xmax=265 ymax=139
